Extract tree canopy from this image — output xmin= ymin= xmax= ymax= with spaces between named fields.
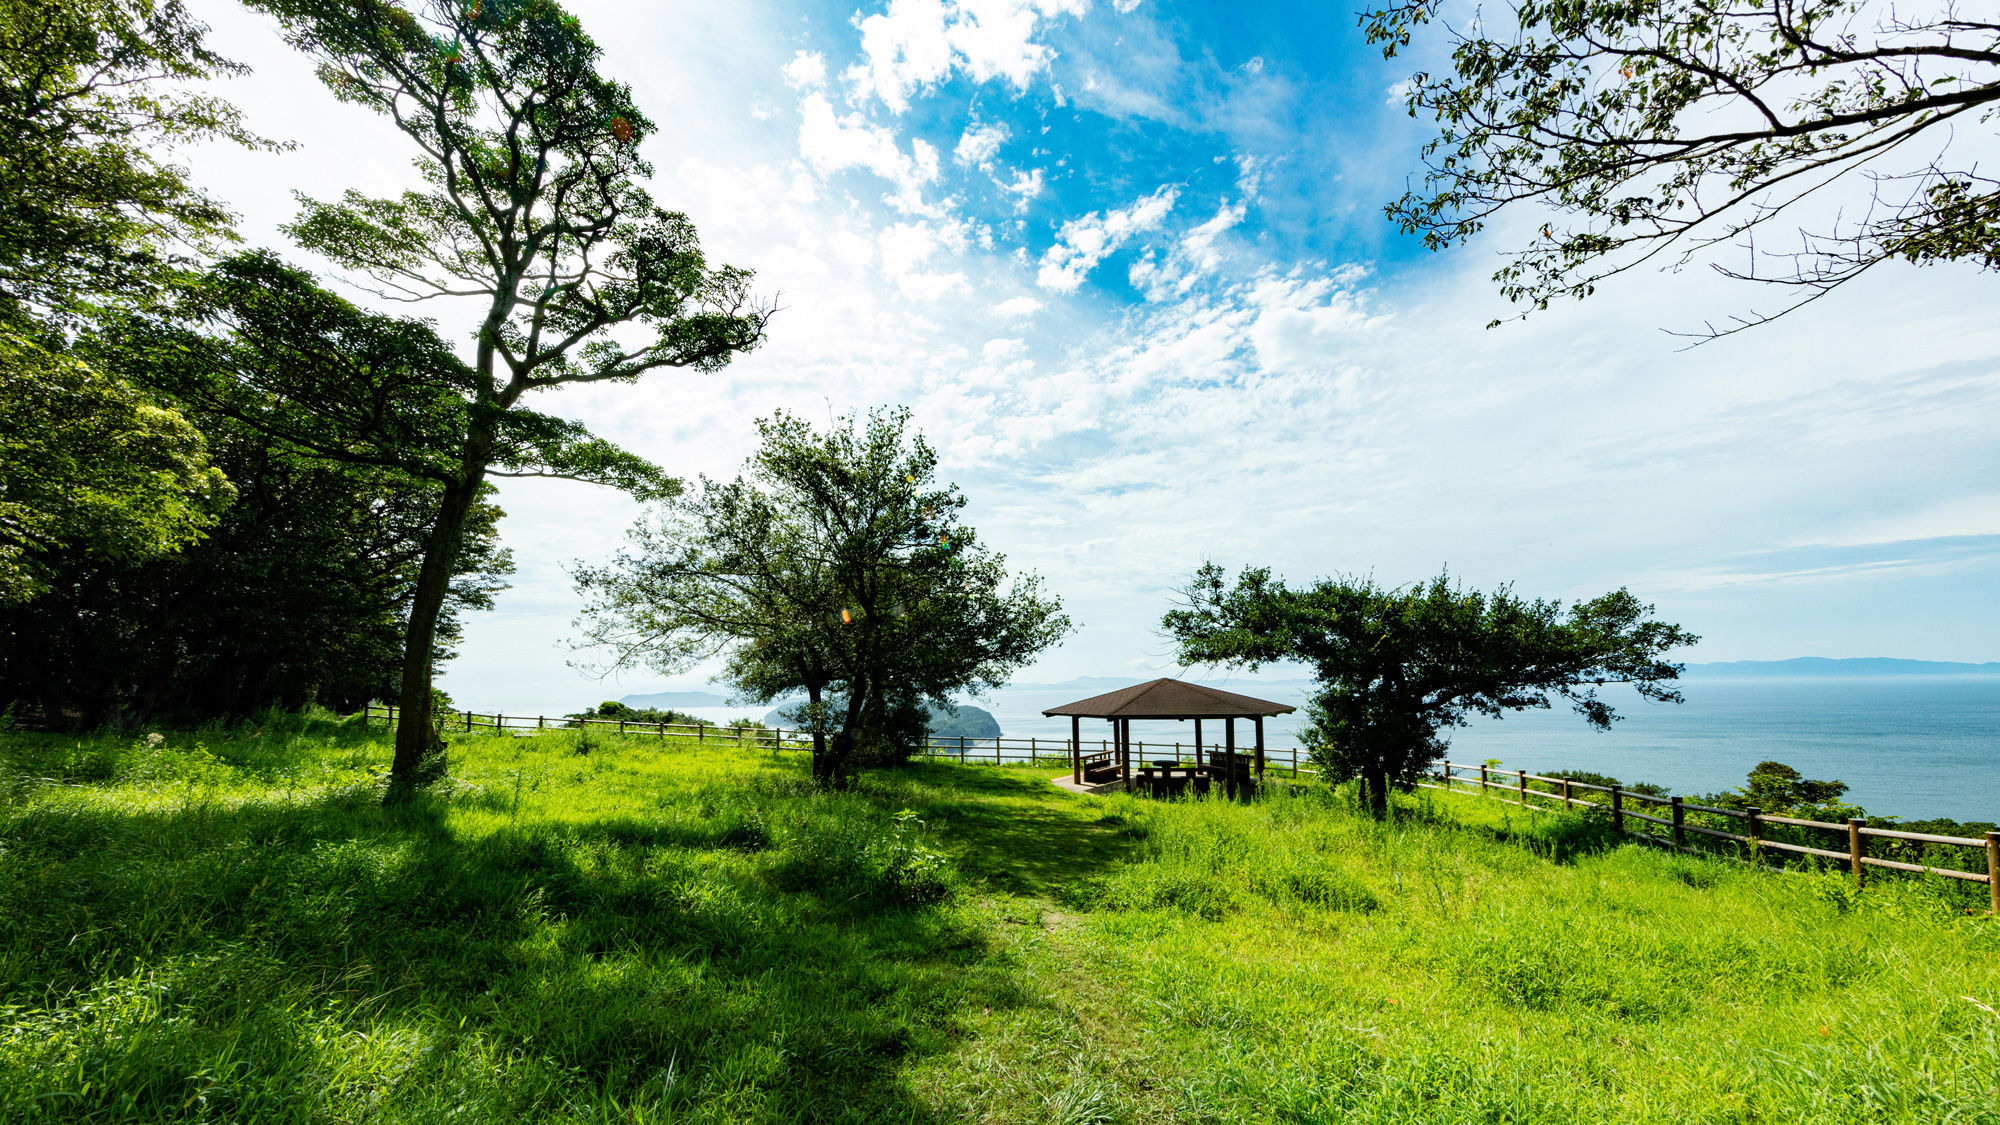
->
xmin=232 ymin=0 xmax=771 ymax=793
xmin=1364 ymin=0 xmax=2000 ymax=335
xmin=1165 ymin=564 xmax=1697 ymax=815
xmin=0 ymin=0 xmax=265 ymax=324
xmin=0 ymin=327 xmax=230 ymax=604
xmin=574 ymin=409 xmax=1069 ymax=786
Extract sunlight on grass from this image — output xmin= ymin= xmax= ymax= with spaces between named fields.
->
xmin=1 ymin=714 xmax=1994 ymax=1122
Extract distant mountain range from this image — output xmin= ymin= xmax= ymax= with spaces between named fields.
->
xmin=1681 ymin=658 xmax=2000 ymax=678
xmin=618 ymin=690 xmax=734 ymax=708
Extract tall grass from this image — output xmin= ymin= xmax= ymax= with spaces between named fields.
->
xmin=0 ymin=717 xmax=1994 ymax=1123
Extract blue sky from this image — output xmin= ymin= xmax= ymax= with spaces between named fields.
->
xmin=184 ymin=0 xmax=2000 ymax=714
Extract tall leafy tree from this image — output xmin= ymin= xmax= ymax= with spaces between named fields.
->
xmin=574 ymin=409 xmax=1070 ymax=786
xmin=1364 ymin=0 xmax=2000 ymax=335
xmin=0 ymin=0 xmax=258 ymax=600
xmin=118 ymin=250 xmax=668 ymax=786
xmin=223 ymin=0 xmax=770 ymax=791
xmin=0 ymin=0 xmax=263 ymax=324
xmin=1166 ymin=565 xmax=1696 ymax=816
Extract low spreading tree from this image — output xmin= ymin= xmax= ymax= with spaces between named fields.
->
xmin=573 ymin=409 xmax=1070 ymax=786
xmin=1364 ymin=0 xmax=2000 ymax=336
xmin=1165 ymin=564 xmax=1697 ymax=816
xmin=229 ymin=0 xmax=770 ymax=795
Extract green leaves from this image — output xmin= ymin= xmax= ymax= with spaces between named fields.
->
xmin=0 ymin=0 xmax=270 ymax=322
xmin=574 ymin=409 xmax=1069 ymax=783
xmin=1166 ymin=566 xmax=1696 ymax=803
xmin=1362 ymin=0 xmax=2000 ymax=334
xmin=0 ymin=328 xmax=231 ymax=603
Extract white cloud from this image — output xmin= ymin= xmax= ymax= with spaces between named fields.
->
xmin=992 ymin=296 xmax=1045 ymax=317
xmin=955 ymin=122 xmax=1009 ymax=166
xmin=879 ymin=219 xmax=969 ymax=300
xmin=1000 ymin=167 xmax=1044 ymax=209
xmin=1036 ymin=185 xmax=1179 ymax=293
xmin=795 ymin=92 xmax=945 ymax=215
xmin=783 ymin=50 xmax=828 ymax=89
xmin=844 ymin=0 xmax=1090 ymax=113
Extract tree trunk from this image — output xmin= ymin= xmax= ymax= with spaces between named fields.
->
xmin=1361 ymin=758 xmax=1390 ymax=820
xmin=385 ymin=472 xmax=485 ymax=800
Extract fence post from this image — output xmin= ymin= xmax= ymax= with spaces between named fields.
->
xmin=1987 ymin=831 xmax=2000 ymax=915
xmin=1517 ymin=769 xmax=1528 ymax=808
xmin=1747 ymin=805 xmax=1762 ymax=867
xmin=1848 ymin=819 xmax=1867 ymax=888
xmin=698 ymin=723 xmax=704 ymax=743
xmin=1561 ymin=777 xmax=1572 ymax=809
xmin=1670 ymin=796 xmax=1686 ymax=848
xmin=538 ymin=714 xmax=545 ymax=730
xmin=1032 ymin=736 xmax=1038 ymax=762
xmin=1611 ymin=786 xmax=1623 ymax=834
xmin=1479 ymin=762 xmax=1488 ymax=793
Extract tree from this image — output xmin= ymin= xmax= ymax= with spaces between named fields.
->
xmin=0 ymin=0 xmax=258 ymax=602
xmin=573 ymin=409 xmax=1070 ymax=786
xmin=238 ymin=0 xmax=770 ymax=794
xmin=1165 ymin=564 xmax=1696 ymax=816
xmin=0 ymin=0 xmax=264 ymax=325
xmin=1363 ymin=0 xmax=2000 ymax=336
xmin=0 ymin=327 xmax=231 ymax=604
xmin=0 ymin=435 xmax=511 ymax=727
xmin=116 ymin=250 xmax=660 ymax=777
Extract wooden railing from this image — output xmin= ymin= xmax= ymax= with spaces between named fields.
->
xmin=1420 ymin=760 xmax=2000 ymax=912
xmin=357 ymin=703 xmax=1317 ymax=774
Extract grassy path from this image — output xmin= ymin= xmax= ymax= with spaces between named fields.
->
xmin=1 ymin=716 xmax=1995 ymax=1123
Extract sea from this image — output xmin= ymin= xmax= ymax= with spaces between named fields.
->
xmin=942 ymin=677 xmax=2000 ymax=823
xmin=479 ymin=675 xmax=2000 ymax=823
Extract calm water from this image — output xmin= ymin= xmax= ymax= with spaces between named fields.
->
xmin=966 ymin=677 xmax=2000 ymax=822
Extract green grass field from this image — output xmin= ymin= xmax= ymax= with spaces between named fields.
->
xmin=2 ymin=714 xmax=1996 ymax=1123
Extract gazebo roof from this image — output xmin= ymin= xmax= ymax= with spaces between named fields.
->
xmin=1042 ymin=677 xmax=1297 ymax=719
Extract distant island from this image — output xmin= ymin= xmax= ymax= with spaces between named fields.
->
xmin=1682 ymin=658 xmax=2000 ymax=678
xmin=618 ymin=690 xmax=734 ymax=708
xmin=762 ymin=701 xmax=1001 ymax=739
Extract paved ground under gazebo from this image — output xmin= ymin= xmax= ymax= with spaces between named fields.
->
xmin=1042 ymin=678 xmax=1296 ymax=799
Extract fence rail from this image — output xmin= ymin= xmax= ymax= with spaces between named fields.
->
xmin=356 ymin=703 xmax=1318 ymax=773
xmin=1422 ymin=760 xmax=2000 ymax=912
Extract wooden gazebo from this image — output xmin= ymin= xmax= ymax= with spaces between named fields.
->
xmin=1044 ymin=678 xmax=1296 ymax=799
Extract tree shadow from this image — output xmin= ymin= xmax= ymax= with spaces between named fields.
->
xmin=0 ymin=779 xmax=1045 ymax=1122
xmin=889 ymin=762 xmax=1140 ymax=898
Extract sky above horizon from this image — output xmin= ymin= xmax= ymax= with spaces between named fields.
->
xmin=179 ymin=0 xmax=2000 ymax=714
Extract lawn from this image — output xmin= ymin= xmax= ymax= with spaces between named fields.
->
xmin=0 ymin=714 xmax=1995 ymax=1123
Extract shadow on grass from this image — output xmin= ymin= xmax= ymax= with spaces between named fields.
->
xmin=0 ymin=778 xmax=1033 ymax=1123
xmin=892 ymin=761 xmax=1139 ymax=898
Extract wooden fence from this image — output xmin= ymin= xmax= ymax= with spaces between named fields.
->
xmin=357 ymin=702 xmax=1318 ymax=774
xmin=1421 ymin=760 xmax=2000 ymax=913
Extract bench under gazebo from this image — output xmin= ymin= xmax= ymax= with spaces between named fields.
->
xmin=1044 ymin=678 xmax=1297 ymax=799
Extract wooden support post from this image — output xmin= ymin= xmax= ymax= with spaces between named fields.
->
xmin=1224 ymin=717 xmax=1237 ymax=801
xmin=1254 ymin=716 xmax=1265 ymax=781
xmin=1849 ymin=819 xmax=1867 ymax=888
xmin=1561 ymin=777 xmax=1573 ymax=809
xmin=618 ymin=719 xmax=627 ymax=736
xmin=1611 ymin=786 xmax=1624 ymax=833
xmin=1121 ymin=719 xmax=1133 ymax=794
xmin=1671 ymin=797 xmax=1685 ymax=848
xmin=1517 ymin=768 xmax=1528 ymax=807
xmin=538 ymin=714 xmax=545 ymax=730
xmin=1479 ymin=762 xmax=1489 ymax=793
xmin=698 ymin=723 xmax=704 ymax=742
xmin=1746 ymin=806 xmax=1762 ymax=866
xmin=1031 ymin=736 xmax=1038 ymax=763
xmin=1987 ymin=831 xmax=2000 ymax=915
xmin=1193 ymin=718 xmax=1203 ymax=767
xmin=1071 ymin=716 xmax=1081 ymax=785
